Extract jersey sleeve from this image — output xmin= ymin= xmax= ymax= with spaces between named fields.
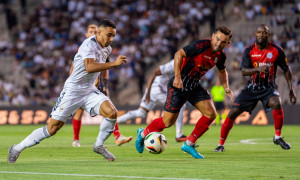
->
xmin=183 ymin=40 xmax=205 ymax=57
xmin=275 ymin=46 xmax=289 ymax=71
xmin=81 ymin=40 xmax=97 ymax=60
xmin=159 ymin=59 xmax=174 ymax=75
xmin=240 ymin=47 xmax=253 ymax=69
xmin=216 ymin=51 xmax=226 ymax=70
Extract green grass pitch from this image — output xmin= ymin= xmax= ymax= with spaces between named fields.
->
xmin=0 ymin=124 xmax=300 ymax=180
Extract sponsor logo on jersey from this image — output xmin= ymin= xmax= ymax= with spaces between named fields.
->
xmin=204 ymin=55 xmax=211 ymax=59
xmin=251 ymin=54 xmax=261 ymax=57
xmin=253 ymin=62 xmax=258 ymax=67
xmin=258 ymin=62 xmax=273 ymax=67
xmin=267 ymin=52 xmax=273 ymax=59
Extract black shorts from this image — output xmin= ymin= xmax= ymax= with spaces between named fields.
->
xmin=232 ymin=87 xmax=279 ymax=114
xmin=214 ymin=101 xmax=225 ymax=111
xmin=164 ymin=83 xmax=211 ymax=113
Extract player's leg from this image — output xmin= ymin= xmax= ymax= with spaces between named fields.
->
xmin=135 ymin=110 xmax=179 ymax=153
xmin=180 ymin=99 xmax=215 ymax=159
xmin=113 ymin=122 xmax=133 ymax=146
xmin=117 ymin=107 xmax=148 ymax=123
xmin=114 ymin=93 xmax=153 ymax=145
xmin=175 ymin=103 xmax=188 ymax=142
xmin=135 ymin=84 xmax=185 ymax=153
xmin=72 ymin=108 xmax=84 ymax=147
xmin=92 ymin=100 xmax=118 ymax=161
xmin=268 ymin=95 xmax=290 ymax=149
xmin=214 ymin=107 xmax=243 ymax=152
xmin=117 ymin=91 xmax=152 ymax=124
xmin=8 ymin=118 xmax=64 ymax=163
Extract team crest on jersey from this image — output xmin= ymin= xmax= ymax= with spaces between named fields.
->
xmin=253 ymin=62 xmax=258 ymax=67
xmin=214 ymin=57 xmax=218 ymax=63
xmin=267 ymin=52 xmax=273 ymax=59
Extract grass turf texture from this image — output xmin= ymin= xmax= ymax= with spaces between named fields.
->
xmin=0 ymin=124 xmax=300 ymax=180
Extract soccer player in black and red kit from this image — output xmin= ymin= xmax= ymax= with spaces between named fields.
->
xmin=135 ymin=26 xmax=234 ymax=159
xmin=214 ymin=24 xmax=297 ymax=152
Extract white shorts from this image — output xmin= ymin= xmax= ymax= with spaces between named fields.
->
xmin=50 ymin=89 xmax=109 ymax=122
xmin=140 ymin=86 xmax=167 ymax=110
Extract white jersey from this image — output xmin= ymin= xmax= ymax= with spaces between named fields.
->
xmin=64 ymin=35 xmax=112 ymax=94
xmin=140 ymin=60 xmax=174 ymax=110
xmin=152 ymin=59 xmax=175 ymax=93
xmin=51 ymin=35 xmax=111 ymax=122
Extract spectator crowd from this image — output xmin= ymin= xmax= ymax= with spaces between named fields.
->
xmin=0 ymin=0 xmax=299 ymax=106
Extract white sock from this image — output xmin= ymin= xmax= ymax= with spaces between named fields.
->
xmin=175 ymin=104 xmax=186 ymax=138
xmin=141 ymin=131 xmax=145 ymax=138
xmin=186 ymin=140 xmax=194 ymax=146
xmin=274 ymin=135 xmax=282 ymax=139
xmin=95 ymin=118 xmax=116 ymax=146
xmin=14 ymin=126 xmax=50 ymax=152
xmin=117 ymin=108 xmax=147 ymax=123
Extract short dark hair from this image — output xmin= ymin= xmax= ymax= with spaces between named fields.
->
xmin=99 ymin=19 xmax=116 ymax=29
xmin=257 ymin=24 xmax=270 ymax=34
xmin=216 ymin=26 xmax=232 ymax=39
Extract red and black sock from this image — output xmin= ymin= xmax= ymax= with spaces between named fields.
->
xmin=187 ymin=116 xmax=214 ymax=144
xmin=219 ymin=117 xmax=235 ymax=145
xmin=273 ymin=108 xmax=284 ymax=136
xmin=73 ymin=118 xmax=81 ymax=141
xmin=143 ymin=117 xmax=166 ymax=137
xmin=113 ymin=123 xmax=121 ymax=140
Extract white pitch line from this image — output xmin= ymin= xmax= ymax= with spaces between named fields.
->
xmin=0 ymin=171 xmax=208 ymax=180
xmin=240 ymin=138 xmax=272 ymax=144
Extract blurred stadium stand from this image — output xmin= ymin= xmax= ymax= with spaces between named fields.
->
xmin=0 ymin=0 xmax=299 ymax=108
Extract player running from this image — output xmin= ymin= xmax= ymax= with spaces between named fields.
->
xmin=135 ymin=26 xmax=234 ymax=159
xmin=71 ymin=24 xmax=132 ymax=148
xmin=117 ymin=59 xmax=188 ymax=142
xmin=214 ymin=24 xmax=297 ymax=152
xmin=8 ymin=19 xmax=126 ymax=162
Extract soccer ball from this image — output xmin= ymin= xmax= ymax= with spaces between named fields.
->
xmin=144 ymin=132 xmax=167 ymax=154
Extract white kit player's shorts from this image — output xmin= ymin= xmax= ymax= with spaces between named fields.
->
xmin=140 ymin=86 xmax=167 ymax=110
xmin=50 ymin=89 xmax=109 ymax=122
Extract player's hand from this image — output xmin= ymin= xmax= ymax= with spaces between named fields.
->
xmin=173 ymin=76 xmax=183 ymax=89
xmin=258 ymin=65 xmax=270 ymax=72
xmin=114 ymin=55 xmax=127 ymax=66
xmin=289 ymin=89 xmax=297 ymax=105
xmin=225 ymin=88 xmax=234 ymax=101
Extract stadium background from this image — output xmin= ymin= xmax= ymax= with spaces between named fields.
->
xmin=0 ymin=0 xmax=299 ymax=125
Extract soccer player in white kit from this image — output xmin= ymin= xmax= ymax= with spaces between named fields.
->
xmin=7 ymin=19 xmax=126 ymax=162
xmin=117 ymin=59 xmax=187 ymax=142
xmin=71 ymin=24 xmax=132 ymax=148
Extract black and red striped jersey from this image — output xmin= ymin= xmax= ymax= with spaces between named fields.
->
xmin=170 ymin=39 xmax=226 ymax=91
xmin=241 ymin=42 xmax=288 ymax=89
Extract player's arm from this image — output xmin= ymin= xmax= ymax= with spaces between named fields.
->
xmin=145 ymin=67 xmax=162 ymax=103
xmin=283 ymin=66 xmax=296 ymax=104
xmin=84 ymin=55 xmax=127 ymax=73
xmin=218 ymin=68 xmax=234 ymax=101
xmin=102 ymin=57 xmax=110 ymax=96
xmin=241 ymin=65 xmax=270 ymax=76
xmin=240 ymin=48 xmax=270 ymax=76
xmin=173 ymin=49 xmax=186 ymax=89
xmin=69 ymin=62 xmax=74 ymax=76
xmin=101 ymin=70 xmax=109 ymax=97
xmin=95 ymin=58 xmax=110 ymax=96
